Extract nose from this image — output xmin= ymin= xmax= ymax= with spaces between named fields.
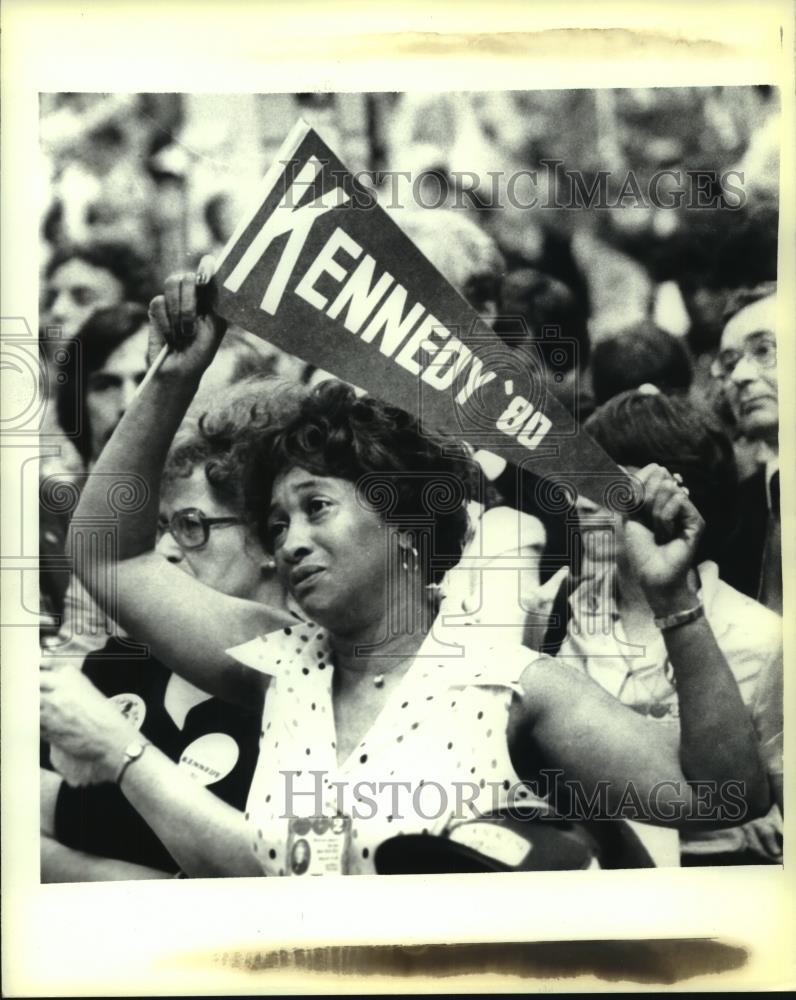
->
xmin=156 ymin=530 xmax=184 ymax=564
xmin=48 ymin=291 xmax=71 ymax=326
xmin=280 ymin=516 xmax=314 ymax=565
xmin=729 ymin=353 xmax=758 ymax=386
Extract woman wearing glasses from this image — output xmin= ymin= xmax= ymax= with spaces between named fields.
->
xmin=41 ymin=261 xmax=770 ymax=877
xmin=40 ymin=376 xmax=303 ymax=880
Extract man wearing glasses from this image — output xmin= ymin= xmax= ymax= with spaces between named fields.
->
xmin=713 ymin=282 xmax=780 ymax=613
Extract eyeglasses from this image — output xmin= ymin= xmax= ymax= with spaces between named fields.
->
xmin=711 ymin=334 xmax=777 ymax=381
xmin=157 ymin=508 xmax=240 ymax=550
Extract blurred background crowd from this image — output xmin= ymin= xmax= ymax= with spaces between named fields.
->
xmin=39 ymin=85 xmax=780 ymax=405
xmin=37 ymin=84 xmax=782 ymax=623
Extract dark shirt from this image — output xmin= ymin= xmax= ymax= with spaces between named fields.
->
xmin=717 ymin=466 xmax=781 ymax=614
xmin=53 ymin=637 xmax=262 ymax=873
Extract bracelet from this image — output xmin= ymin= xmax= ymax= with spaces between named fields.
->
xmin=653 ymin=602 xmax=705 ymax=632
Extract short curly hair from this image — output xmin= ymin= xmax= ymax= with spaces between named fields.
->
xmin=241 ymin=381 xmax=480 ymax=585
xmin=162 ymin=376 xmax=307 ymax=512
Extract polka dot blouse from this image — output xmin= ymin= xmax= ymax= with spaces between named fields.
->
xmin=227 ymin=625 xmax=549 ymax=876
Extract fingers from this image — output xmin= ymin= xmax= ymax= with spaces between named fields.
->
xmin=634 ymin=463 xmax=704 ymax=550
xmin=164 ymin=271 xmax=198 ymax=348
xmin=197 ymin=254 xmax=216 ymax=285
xmin=537 ymin=565 xmax=569 ymax=605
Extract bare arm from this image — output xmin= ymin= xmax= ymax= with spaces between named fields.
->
xmin=41 ymin=836 xmax=170 ymax=882
xmin=117 ymin=741 xmax=262 ymax=878
xmin=69 ymin=262 xmax=291 ymax=703
xmin=40 ymin=665 xmax=262 ymax=877
xmin=517 ymin=464 xmax=770 ymax=828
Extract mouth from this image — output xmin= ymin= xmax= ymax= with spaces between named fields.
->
xmin=290 ymin=565 xmax=325 ymax=592
xmin=740 ymin=395 xmax=776 ymax=415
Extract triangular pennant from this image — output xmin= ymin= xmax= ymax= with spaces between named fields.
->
xmin=213 ymin=119 xmax=628 ymax=505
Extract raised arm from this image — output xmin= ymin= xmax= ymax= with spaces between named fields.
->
xmin=68 ymin=261 xmax=292 ymax=703
xmin=516 ymin=464 xmax=770 ymax=829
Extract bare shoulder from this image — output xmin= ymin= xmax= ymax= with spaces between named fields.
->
xmin=510 ymin=652 xmax=616 ymax=734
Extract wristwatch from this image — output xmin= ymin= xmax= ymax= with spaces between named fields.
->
xmin=115 ymin=738 xmax=149 ymax=785
xmin=653 ymin=601 xmax=705 ymax=632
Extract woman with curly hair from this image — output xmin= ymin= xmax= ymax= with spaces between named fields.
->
xmin=40 ymin=260 xmax=769 ymax=877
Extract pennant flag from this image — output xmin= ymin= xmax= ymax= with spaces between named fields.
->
xmin=213 ymin=120 xmax=630 ymax=505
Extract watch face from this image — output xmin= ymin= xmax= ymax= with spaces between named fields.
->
xmin=125 ymin=740 xmax=146 ymax=760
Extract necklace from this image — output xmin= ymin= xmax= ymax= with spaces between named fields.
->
xmin=369 ymin=653 xmax=416 ymax=689
xmin=338 ymin=639 xmax=422 ymax=690
xmin=371 ymin=657 xmax=411 ymax=688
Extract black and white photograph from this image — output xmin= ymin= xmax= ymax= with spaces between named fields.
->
xmin=2 ymin=1 xmax=794 ymax=994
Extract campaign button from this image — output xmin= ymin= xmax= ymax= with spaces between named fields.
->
xmin=178 ymin=733 xmax=239 ymax=786
xmin=110 ymin=693 xmax=146 ymax=730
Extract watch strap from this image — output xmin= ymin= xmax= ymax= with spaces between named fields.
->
xmin=653 ymin=602 xmax=705 ymax=632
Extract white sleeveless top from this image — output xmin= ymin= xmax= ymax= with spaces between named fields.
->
xmin=227 ymin=624 xmax=548 ymax=876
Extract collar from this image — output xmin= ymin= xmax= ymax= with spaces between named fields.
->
xmin=227 ymin=618 xmax=533 ymax=693
xmin=765 ymin=457 xmax=780 ymax=514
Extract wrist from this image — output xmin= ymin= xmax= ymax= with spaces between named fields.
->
xmin=152 ymin=362 xmax=205 ymax=394
xmin=644 ymin=580 xmax=698 ymax=617
xmin=97 ymin=723 xmax=142 ymax=783
xmin=114 ymin=737 xmax=150 ymax=786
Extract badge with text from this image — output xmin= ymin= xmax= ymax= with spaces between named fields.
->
xmin=178 ymin=733 xmax=240 ymax=786
xmin=286 ymin=815 xmax=351 ymax=876
xmin=212 ymin=120 xmax=629 ymax=505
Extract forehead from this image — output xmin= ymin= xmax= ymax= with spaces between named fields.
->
xmin=49 ymin=258 xmax=124 ymax=295
xmin=95 ymin=327 xmax=149 ymax=375
xmin=721 ymin=294 xmax=777 ymax=351
xmin=160 ymin=465 xmax=231 ymax=516
xmin=271 ymin=467 xmax=354 ymax=507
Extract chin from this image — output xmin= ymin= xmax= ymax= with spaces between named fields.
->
xmin=294 ymin=594 xmax=334 ymax=627
xmin=741 ymin=417 xmax=778 ymax=442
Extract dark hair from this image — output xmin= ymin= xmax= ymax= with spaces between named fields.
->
xmin=590 ymin=321 xmax=693 ymax=406
xmin=495 ymin=268 xmax=590 ymax=372
xmin=241 ymin=381 xmax=479 ymax=585
xmin=721 ymin=281 xmax=777 ymax=327
xmin=163 ymin=376 xmax=307 ymax=513
xmin=55 ymin=302 xmax=149 ymax=463
xmin=584 ymin=390 xmax=738 ymax=562
xmin=45 ymin=240 xmax=157 ymax=306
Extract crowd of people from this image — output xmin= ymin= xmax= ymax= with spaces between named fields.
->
xmin=38 ymin=87 xmax=783 ymax=879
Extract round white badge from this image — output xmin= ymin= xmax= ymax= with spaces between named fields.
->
xmin=110 ymin=693 xmax=147 ymax=730
xmin=178 ymin=733 xmax=239 ymax=786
